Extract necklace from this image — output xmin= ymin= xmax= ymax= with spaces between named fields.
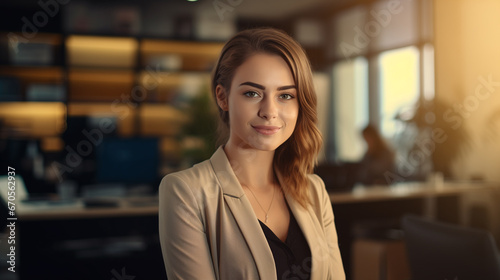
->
xmin=244 ymin=183 xmax=276 ymax=223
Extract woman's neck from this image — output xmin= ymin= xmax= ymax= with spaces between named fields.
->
xmin=223 ymin=142 xmax=276 ymax=191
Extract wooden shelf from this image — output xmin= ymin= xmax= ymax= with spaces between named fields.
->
xmin=0 ymin=32 xmax=64 ymax=67
xmin=138 ymin=104 xmax=188 ymax=136
xmin=0 ymin=66 xmax=64 ymax=84
xmin=68 ymin=69 xmax=135 ymax=102
xmin=137 ymin=71 xmax=211 ymax=102
xmin=0 ymin=102 xmax=66 ymax=137
xmin=2 ymin=32 xmax=63 ymax=45
xmin=66 ymin=35 xmax=138 ymax=68
xmin=141 ymin=39 xmax=223 ymax=56
xmin=140 ymin=39 xmax=223 ymax=71
xmin=0 ymin=32 xmax=217 ymax=148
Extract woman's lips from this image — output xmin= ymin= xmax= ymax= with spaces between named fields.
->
xmin=252 ymin=125 xmax=281 ymax=135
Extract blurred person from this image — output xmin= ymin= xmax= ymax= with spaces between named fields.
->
xmin=358 ymin=124 xmax=396 ymax=185
xmin=159 ymin=28 xmax=345 ymax=279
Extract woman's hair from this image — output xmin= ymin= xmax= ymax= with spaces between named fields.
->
xmin=211 ymin=28 xmax=322 ymax=208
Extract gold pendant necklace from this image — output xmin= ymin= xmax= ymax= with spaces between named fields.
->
xmin=244 ymin=183 xmax=276 ymax=223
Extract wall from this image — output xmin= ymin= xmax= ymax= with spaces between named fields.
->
xmin=434 ymin=0 xmax=500 ymax=181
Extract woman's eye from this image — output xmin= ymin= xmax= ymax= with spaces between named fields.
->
xmin=244 ymin=91 xmax=260 ymax=98
xmin=280 ymin=93 xmax=294 ymax=100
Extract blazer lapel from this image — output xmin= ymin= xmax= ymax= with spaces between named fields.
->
xmin=278 ymin=171 xmax=328 ymax=280
xmin=209 ymin=147 xmax=276 ymax=279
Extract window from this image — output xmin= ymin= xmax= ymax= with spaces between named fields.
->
xmin=328 ymin=0 xmax=433 ymax=162
xmin=332 ymin=57 xmax=369 ymax=161
xmin=378 ymin=46 xmax=419 ymax=139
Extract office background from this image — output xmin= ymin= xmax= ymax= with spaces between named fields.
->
xmin=0 ymin=0 xmax=499 ymax=279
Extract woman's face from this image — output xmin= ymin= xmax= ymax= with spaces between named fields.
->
xmin=218 ymin=53 xmax=299 ymax=151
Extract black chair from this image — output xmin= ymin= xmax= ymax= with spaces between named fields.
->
xmin=402 ymin=215 xmax=500 ymax=280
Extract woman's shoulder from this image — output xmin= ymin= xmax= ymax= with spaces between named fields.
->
xmin=163 ymin=159 xmax=213 ymax=181
xmin=306 ymin=173 xmax=330 ymax=205
xmin=307 ymin=173 xmax=326 ymax=193
xmin=160 ymin=158 xmax=219 ymax=195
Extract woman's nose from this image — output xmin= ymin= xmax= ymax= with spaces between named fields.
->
xmin=258 ymin=97 xmax=278 ymax=120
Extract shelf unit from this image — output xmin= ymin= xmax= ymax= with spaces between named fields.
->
xmin=0 ymin=31 xmax=224 ymax=162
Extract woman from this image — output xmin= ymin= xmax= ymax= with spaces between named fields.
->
xmin=159 ymin=28 xmax=345 ymax=280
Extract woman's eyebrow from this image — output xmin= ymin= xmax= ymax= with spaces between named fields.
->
xmin=239 ymin=81 xmax=265 ymax=89
xmin=239 ymin=81 xmax=296 ymax=91
xmin=277 ymin=85 xmax=296 ymax=91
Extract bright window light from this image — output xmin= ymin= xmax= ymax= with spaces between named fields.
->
xmin=332 ymin=57 xmax=369 ymax=161
xmin=378 ymin=46 xmax=420 ymax=140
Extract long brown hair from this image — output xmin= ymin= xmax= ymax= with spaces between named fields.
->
xmin=211 ymin=28 xmax=322 ymax=208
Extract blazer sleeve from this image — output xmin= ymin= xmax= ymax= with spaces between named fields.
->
xmin=312 ymin=174 xmax=346 ymax=279
xmin=158 ymin=174 xmax=217 ymax=280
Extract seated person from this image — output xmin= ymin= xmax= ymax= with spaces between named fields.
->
xmin=358 ymin=124 xmax=395 ymax=185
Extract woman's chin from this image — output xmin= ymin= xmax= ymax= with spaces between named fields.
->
xmin=248 ymin=141 xmax=284 ymax=152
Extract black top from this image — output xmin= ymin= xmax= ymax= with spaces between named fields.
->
xmin=259 ymin=210 xmax=312 ymax=280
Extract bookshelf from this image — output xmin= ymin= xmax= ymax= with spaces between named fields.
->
xmin=0 ymin=32 xmax=223 ymax=163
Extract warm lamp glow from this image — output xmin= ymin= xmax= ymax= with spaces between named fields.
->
xmin=66 ymin=35 xmax=138 ymax=68
xmin=0 ymin=102 xmax=66 ymax=137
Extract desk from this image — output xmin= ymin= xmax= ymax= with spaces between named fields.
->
xmin=17 ymin=182 xmax=498 ymax=220
xmin=331 ymin=181 xmax=499 ymax=219
xmin=329 ymin=181 xmax=500 ymax=280
xmin=16 ymin=196 xmax=164 ymax=280
xmin=15 ymin=182 xmax=499 ymax=280
xmin=330 ymin=181 xmax=499 ymax=204
xmin=17 ymin=196 xmax=159 ymax=220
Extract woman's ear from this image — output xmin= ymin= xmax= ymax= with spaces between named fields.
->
xmin=215 ymin=85 xmax=229 ymax=111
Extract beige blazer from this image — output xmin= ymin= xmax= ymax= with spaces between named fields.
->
xmin=159 ymin=146 xmax=345 ymax=280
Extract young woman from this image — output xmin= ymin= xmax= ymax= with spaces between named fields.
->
xmin=159 ymin=28 xmax=345 ymax=280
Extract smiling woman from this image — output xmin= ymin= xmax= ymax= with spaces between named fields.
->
xmin=218 ymin=53 xmax=299 ymax=154
xmin=158 ymin=28 xmax=345 ymax=280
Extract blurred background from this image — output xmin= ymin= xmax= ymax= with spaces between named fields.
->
xmin=0 ymin=0 xmax=499 ymax=279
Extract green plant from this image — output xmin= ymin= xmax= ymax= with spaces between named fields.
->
xmin=182 ymin=88 xmax=218 ymax=164
xmin=399 ymin=98 xmax=471 ymax=179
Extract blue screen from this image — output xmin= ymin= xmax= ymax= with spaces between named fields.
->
xmin=0 ymin=76 xmax=21 ymax=101
xmin=96 ymin=137 xmax=159 ymax=184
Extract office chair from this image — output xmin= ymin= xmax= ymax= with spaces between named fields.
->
xmin=402 ymin=215 xmax=500 ymax=280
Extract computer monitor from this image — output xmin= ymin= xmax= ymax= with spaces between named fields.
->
xmin=95 ymin=137 xmax=159 ymax=185
xmin=0 ymin=76 xmax=21 ymax=101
